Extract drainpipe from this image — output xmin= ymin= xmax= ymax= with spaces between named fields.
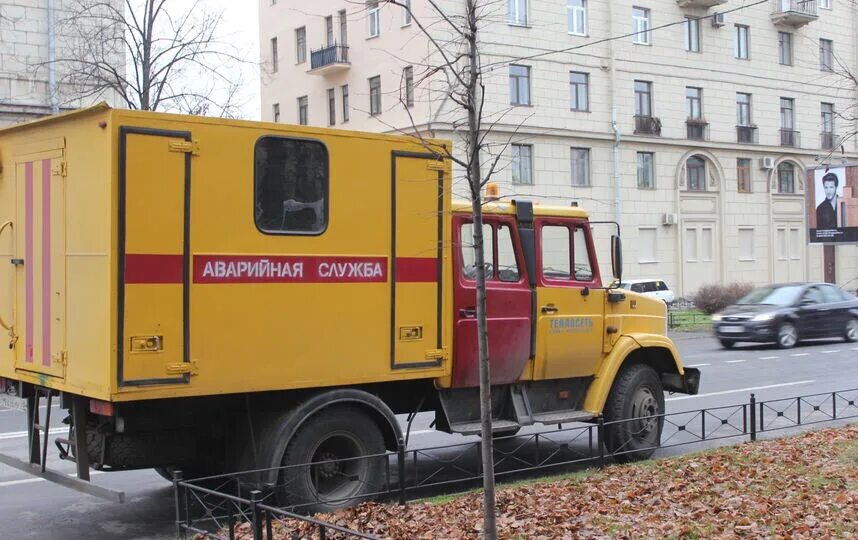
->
xmin=611 ymin=107 xmax=621 ymax=227
xmin=47 ymin=0 xmax=59 ymax=114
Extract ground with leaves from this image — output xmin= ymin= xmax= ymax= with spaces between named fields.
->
xmin=235 ymin=425 xmax=858 ymax=539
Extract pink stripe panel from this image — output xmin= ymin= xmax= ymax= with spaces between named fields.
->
xmin=24 ymin=162 xmax=34 ymax=364
xmin=41 ymin=160 xmax=51 ymax=367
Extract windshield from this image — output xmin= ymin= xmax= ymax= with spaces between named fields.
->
xmin=736 ymin=285 xmax=804 ymax=306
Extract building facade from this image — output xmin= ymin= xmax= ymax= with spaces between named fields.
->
xmin=260 ymin=0 xmax=858 ymax=296
xmin=0 ymin=0 xmax=121 ymax=126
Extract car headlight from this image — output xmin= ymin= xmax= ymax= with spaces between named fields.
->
xmin=752 ymin=312 xmax=775 ymax=322
xmin=711 ymin=313 xmax=722 ymax=322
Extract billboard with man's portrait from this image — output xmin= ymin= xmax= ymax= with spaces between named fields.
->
xmin=807 ymin=165 xmax=858 ymax=244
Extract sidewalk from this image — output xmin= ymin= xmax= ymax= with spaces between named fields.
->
xmin=667 ymin=329 xmax=711 ymax=342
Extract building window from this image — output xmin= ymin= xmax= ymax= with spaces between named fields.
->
xmin=369 ymin=76 xmax=381 ymax=115
xmin=684 ymin=16 xmax=700 ymax=52
xmin=339 ymin=10 xmax=348 ymax=45
xmin=735 ymin=25 xmax=749 ymax=59
xmin=368 ymin=1 xmax=380 ymax=38
xmin=509 ymin=65 xmax=531 ymax=106
xmin=402 ymin=0 xmax=412 ymax=25
xmin=637 ymin=152 xmax=654 ymax=189
xmin=738 ymin=228 xmax=754 ymax=261
xmin=821 ymin=102 xmax=834 ymax=133
xmin=327 ymin=88 xmax=336 ymax=126
xmin=819 ymin=39 xmax=833 ymax=71
xmin=272 ymin=103 xmax=280 ymax=123
xmin=686 ymin=156 xmax=706 ymax=191
xmin=686 ymin=87 xmax=702 ymax=120
xmin=508 ymin=0 xmax=528 ymax=25
xmin=295 ymin=27 xmax=306 ymax=64
xmin=736 ymin=92 xmax=752 ymax=126
xmin=569 ymin=72 xmax=589 ymax=111
xmin=570 ymin=148 xmax=590 ymax=187
xmin=632 ymin=7 xmax=651 ymax=45
xmin=341 ymin=84 xmax=350 ymax=122
xmin=778 ymin=162 xmax=795 ymax=194
xmin=325 ymin=15 xmax=334 ymax=46
xmin=780 ymin=97 xmax=795 ymax=130
xmin=568 ymin=0 xmax=587 ymax=35
xmin=404 ymin=66 xmax=414 ymax=108
xmin=737 ymin=158 xmax=751 ymax=193
xmin=778 ymin=32 xmax=792 ymax=65
xmin=511 ymin=144 xmax=533 ymax=184
xmin=254 ymin=137 xmax=328 ymax=235
xmin=270 ymin=37 xmax=279 ymax=72
xmin=820 ymin=0 xmax=832 ymax=8
xmin=297 ymin=96 xmax=308 ymax=125
xmin=638 ymin=227 xmax=657 ymax=263
xmin=634 ymin=80 xmax=652 ymax=116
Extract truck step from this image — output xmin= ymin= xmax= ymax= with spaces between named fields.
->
xmin=448 ymin=420 xmax=520 ymax=436
xmin=531 ymin=410 xmax=593 ymax=425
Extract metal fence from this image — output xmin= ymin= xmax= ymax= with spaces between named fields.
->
xmin=174 ymin=387 xmax=858 ymax=539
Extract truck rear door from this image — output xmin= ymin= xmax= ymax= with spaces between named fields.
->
xmin=13 ymin=142 xmax=67 ymax=380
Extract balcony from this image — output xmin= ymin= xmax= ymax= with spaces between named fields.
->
xmin=736 ymin=125 xmax=758 ymax=144
xmin=634 ymin=115 xmax=662 ymax=136
xmin=309 ymin=44 xmax=350 ymax=75
xmin=820 ymin=132 xmax=840 ymax=151
xmin=771 ymin=0 xmax=818 ymax=28
xmin=780 ymin=129 xmax=801 ymax=148
xmin=686 ymin=119 xmax=709 ymax=141
xmin=677 ymin=0 xmax=727 ymax=8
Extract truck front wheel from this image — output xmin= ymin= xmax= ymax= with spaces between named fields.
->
xmin=278 ymin=407 xmax=386 ymax=514
xmin=603 ymin=363 xmax=665 ymax=463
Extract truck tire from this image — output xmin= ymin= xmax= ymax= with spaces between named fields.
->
xmin=277 ymin=406 xmax=385 ymax=514
xmin=603 ymin=363 xmax=664 ymax=463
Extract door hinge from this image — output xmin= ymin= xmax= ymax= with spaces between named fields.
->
xmin=52 ymin=162 xmax=67 ymax=177
xmin=166 ymin=360 xmax=198 ymax=376
xmin=425 ymin=348 xmax=447 ymax=361
xmin=53 ymin=350 xmax=68 ymax=366
xmin=168 ymin=140 xmax=199 ymax=155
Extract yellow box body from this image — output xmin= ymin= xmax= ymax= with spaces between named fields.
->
xmin=0 ymin=105 xmax=454 ymax=402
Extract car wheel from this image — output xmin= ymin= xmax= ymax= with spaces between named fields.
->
xmin=776 ymin=321 xmax=797 ymax=349
xmin=846 ymin=318 xmax=858 ymax=343
xmin=719 ymin=339 xmax=735 ymax=349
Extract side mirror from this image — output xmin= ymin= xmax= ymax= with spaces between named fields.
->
xmin=611 ymin=235 xmax=623 ymax=283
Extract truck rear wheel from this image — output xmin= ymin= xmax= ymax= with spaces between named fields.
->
xmin=603 ymin=363 xmax=664 ymax=463
xmin=278 ymin=407 xmax=385 ymax=514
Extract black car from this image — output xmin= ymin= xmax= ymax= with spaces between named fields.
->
xmin=712 ymin=283 xmax=858 ymax=349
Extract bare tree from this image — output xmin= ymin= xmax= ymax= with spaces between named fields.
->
xmin=49 ymin=0 xmax=247 ymax=117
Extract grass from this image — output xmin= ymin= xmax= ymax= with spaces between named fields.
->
xmin=668 ymin=308 xmax=712 ymax=331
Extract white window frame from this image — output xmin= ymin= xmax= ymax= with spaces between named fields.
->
xmin=637 ymin=152 xmax=654 ymax=189
xmin=820 ymin=0 xmax=832 ymax=9
xmin=738 ymin=227 xmax=755 ymax=262
xmin=637 ymin=227 xmax=657 ymax=264
xmin=632 ymin=7 xmax=651 ymax=45
xmin=369 ymin=75 xmax=381 ymax=115
xmin=735 ymin=25 xmax=750 ymax=60
xmin=270 ymin=37 xmax=279 ymax=72
xmin=509 ymin=65 xmax=531 ymax=106
xmin=570 ymin=147 xmax=590 ymax=187
xmin=368 ymin=1 xmax=380 ymax=38
xmin=820 ymin=39 xmax=834 ymax=72
xmin=567 ymin=0 xmax=587 ymax=36
xmin=684 ymin=17 xmax=700 ymax=52
xmin=508 ymin=0 xmax=528 ymax=26
xmin=778 ymin=32 xmax=792 ymax=66
xmin=511 ymin=144 xmax=533 ymax=185
xmin=402 ymin=0 xmax=412 ymax=26
xmin=569 ymin=71 xmax=589 ymax=111
xmin=295 ymin=27 xmax=306 ymax=64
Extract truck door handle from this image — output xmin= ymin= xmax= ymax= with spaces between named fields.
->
xmin=541 ymin=304 xmax=558 ymax=314
xmin=459 ymin=308 xmax=476 ymax=318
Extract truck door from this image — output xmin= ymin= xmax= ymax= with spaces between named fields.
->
xmin=13 ymin=144 xmax=67 ymax=380
xmin=451 ymin=215 xmax=531 ymax=387
xmin=118 ymin=127 xmax=191 ymax=386
xmin=533 ymin=219 xmax=605 ymax=380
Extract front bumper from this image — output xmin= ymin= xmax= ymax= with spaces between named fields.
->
xmin=662 ymin=367 xmax=701 ymax=395
xmin=713 ymin=320 xmax=777 ymax=342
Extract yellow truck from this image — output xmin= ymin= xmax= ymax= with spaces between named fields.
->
xmin=0 ymin=105 xmax=698 ymax=508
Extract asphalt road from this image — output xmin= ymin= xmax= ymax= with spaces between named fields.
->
xmin=0 ymin=332 xmax=856 ymax=539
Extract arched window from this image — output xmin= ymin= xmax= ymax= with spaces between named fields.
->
xmin=686 ymin=156 xmax=706 ymax=191
xmin=777 ymin=162 xmax=795 ymax=194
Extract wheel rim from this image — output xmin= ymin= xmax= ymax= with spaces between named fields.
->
xmin=629 ymin=386 xmax=660 ymax=442
xmin=306 ymin=432 xmax=369 ymax=502
xmin=778 ymin=323 xmax=797 ymax=347
xmin=847 ymin=319 xmax=858 ymax=341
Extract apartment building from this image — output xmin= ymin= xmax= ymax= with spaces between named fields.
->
xmin=0 ymin=0 xmax=121 ymax=126
xmin=260 ymin=0 xmax=858 ymax=296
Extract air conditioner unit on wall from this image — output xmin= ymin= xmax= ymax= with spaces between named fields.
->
xmin=711 ymin=13 xmax=726 ymax=28
xmin=759 ymin=157 xmax=775 ymax=170
xmin=662 ymin=213 xmax=677 ymax=226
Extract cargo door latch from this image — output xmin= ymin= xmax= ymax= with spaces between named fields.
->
xmin=166 ymin=360 xmax=199 ymax=376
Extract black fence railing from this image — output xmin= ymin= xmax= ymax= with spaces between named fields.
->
xmin=821 ymin=132 xmax=840 ymax=150
xmin=174 ymin=387 xmax=858 ymax=539
xmin=736 ymin=125 xmax=758 ymax=144
xmin=686 ymin=120 xmax=709 ymax=141
xmin=634 ymin=115 xmax=661 ymax=135
xmin=310 ymin=44 xmax=350 ymax=70
xmin=774 ymin=0 xmax=818 ymax=16
xmin=780 ymin=128 xmax=801 ymax=148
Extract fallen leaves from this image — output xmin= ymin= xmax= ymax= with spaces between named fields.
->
xmin=235 ymin=425 xmax=858 ymax=539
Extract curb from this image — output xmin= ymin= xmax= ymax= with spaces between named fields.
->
xmin=668 ymin=330 xmax=712 ymax=341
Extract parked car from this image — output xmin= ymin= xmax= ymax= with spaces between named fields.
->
xmin=611 ymin=279 xmax=675 ymax=304
xmin=712 ymin=282 xmax=858 ymax=349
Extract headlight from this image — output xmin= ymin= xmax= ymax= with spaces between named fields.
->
xmin=711 ymin=313 xmax=722 ymax=322
xmin=752 ymin=312 xmax=775 ymax=322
